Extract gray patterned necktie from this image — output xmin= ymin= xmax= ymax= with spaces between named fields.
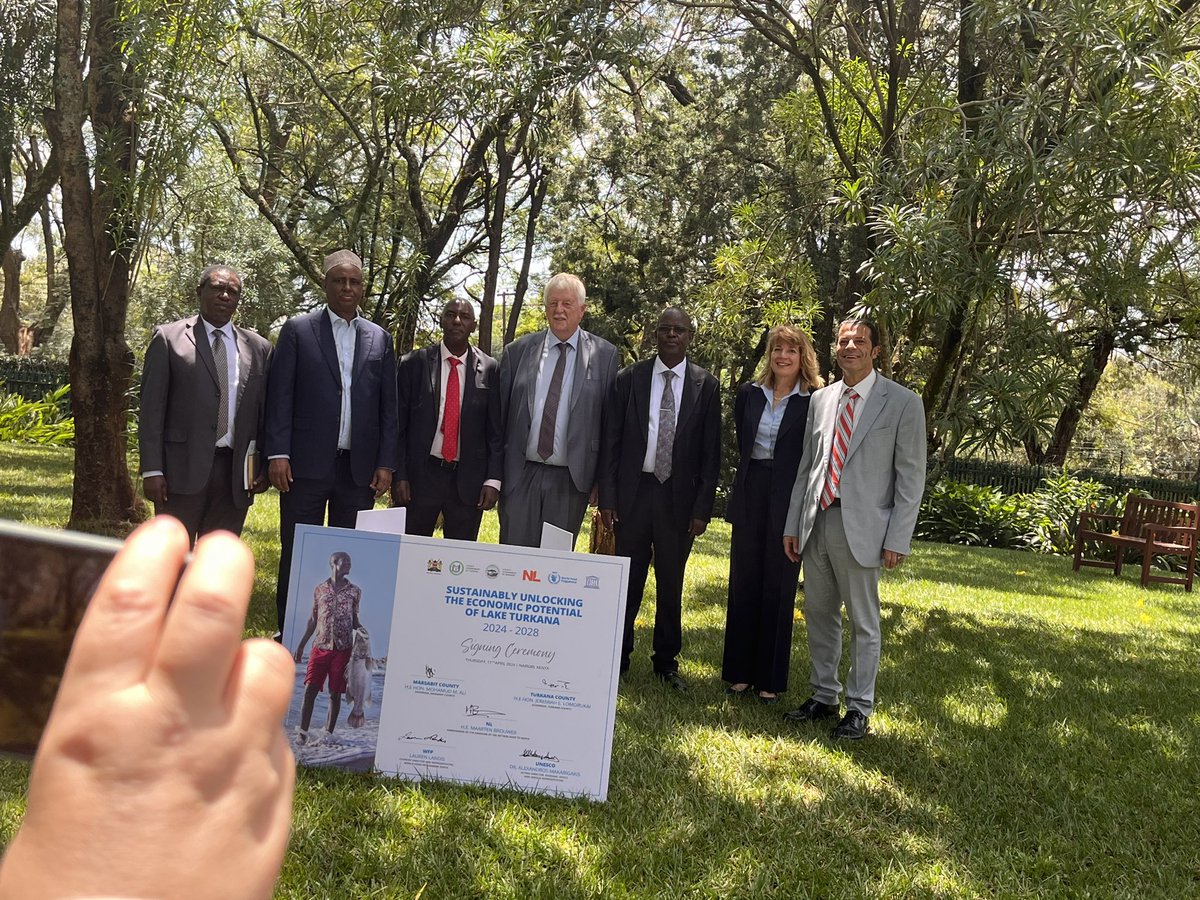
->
xmin=538 ymin=342 xmax=568 ymax=460
xmin=654 ymin=370 xmax=676 ymax=482
xmin=212 ymin=330 xmax=229 ymax=442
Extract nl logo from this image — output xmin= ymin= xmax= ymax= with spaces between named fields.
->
xmin=521 ymin=569 xmax=541 ymax=582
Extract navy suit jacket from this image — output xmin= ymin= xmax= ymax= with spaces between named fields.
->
xmin=599 ymin=357 xmax=722 ymax=525
xmin=724 ymin=382 xmax=811 ymax=533
xmin=265 ymin=307 xmax=398 ymax=486
xmin=396 ymin=343 xmax=503 ymax=504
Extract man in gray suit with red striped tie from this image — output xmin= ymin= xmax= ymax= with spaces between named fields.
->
xmin=782 ymin=318 xmax=925 ymax=739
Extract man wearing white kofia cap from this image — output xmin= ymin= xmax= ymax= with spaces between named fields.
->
xmin=265 ymin=250 xmax=398 ymax=633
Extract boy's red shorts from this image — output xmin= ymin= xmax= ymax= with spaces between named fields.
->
xmin=305 ymin=646 xmax=351 ymax=693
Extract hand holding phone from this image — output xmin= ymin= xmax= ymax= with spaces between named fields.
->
xmin=0 ymin=518 xmax=295 ymax=900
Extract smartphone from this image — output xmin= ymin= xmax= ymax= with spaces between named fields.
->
xmin=0 ymin=519 xmax=123 ymax=758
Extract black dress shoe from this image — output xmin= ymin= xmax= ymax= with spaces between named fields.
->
xmin=831 ymin=710 xmax=870 ymax=740
xmin=656 ymin=671 xmax=687 ymax=692
xmin=725 ymin=683 xmax=751 ymax=696
xmin=783 ymin=697 xmax=839 ymax=723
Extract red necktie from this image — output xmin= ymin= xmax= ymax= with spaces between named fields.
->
xmin=821 ymin=388 xmax=860 ymax=509
xmin=442 ymin=357 xmax=461 ymax=461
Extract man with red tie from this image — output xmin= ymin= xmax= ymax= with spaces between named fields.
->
xmin=393 ymin=299 xmax=502 ymax=539
xmin=782 ymin=318 xmax=925 ymax=740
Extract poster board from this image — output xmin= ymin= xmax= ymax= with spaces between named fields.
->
xmin=282 ymin=527 xmax=629 ymax=800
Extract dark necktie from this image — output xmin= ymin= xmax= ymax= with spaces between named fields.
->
xmin=654 ymin=370 xmax=676 ymax=482
xmin=212 ymin=330 xmax=229 ymax=443
xmin=442 ymin=357 xmax=461 ymax=461
xmin=537 ymin=342 xmax=568 ymax=460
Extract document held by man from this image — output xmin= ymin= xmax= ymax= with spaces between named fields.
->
xmin=374 ymin=535 xmax=629 ymax=801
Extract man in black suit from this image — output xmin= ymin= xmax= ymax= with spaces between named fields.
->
xmin=600 ymin=307 xmax=722 ymax=691
xmin=393 ymin=299 xmax=502 ymax=539
xmin=139 ymin=265 xmax=272 ymax=543
xmin=265 ymin=249 xmax=399 ymax=632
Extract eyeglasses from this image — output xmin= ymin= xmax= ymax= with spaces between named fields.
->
xmin=205 ymin=282 xmax=242 ymax=298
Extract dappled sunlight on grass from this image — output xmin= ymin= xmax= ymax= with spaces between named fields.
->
xmin=4 ymin=446 xmax=1200 ymax=896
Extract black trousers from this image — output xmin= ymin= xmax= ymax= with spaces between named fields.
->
xmin=721 ymin=460 xmax=801 ymax=693
xmin=155 ymin=448 xmax=247 ymax=545
xmin=617 ymin=473 xmax=694 ymax=675
xmin=275 ymin=454 xmax=374 ymax=632
xmin=405 ymin=456 xmax=484 ymax=540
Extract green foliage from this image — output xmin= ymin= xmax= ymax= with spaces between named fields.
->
xmin=919 ymin=472 xmax=1122 ymax=555
xmin=0 ymin=385 xmax=74 ymax=445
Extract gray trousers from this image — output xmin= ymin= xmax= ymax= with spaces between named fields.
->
xmin=498 ymin=460 xmax=589 ymax=548
xmin=801 ymin=506 xmax=882 ymax=716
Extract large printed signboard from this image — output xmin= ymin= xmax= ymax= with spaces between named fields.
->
xmin=281 ymin=527 xmax=629 ymax=801
xmin=374 ymin=535 xmax=629 ymax=801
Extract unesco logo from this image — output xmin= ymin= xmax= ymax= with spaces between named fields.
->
xmin=584 ymin=575 xmax=600 ymax=589
xmin=449 ymin=561 xmax=465 ymax=576
xmin=485 ymin=564 xmax=500 ymax=579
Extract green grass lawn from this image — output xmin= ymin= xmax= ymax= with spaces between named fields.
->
xmin=2 ymin=445 xmax=1199 ymax=897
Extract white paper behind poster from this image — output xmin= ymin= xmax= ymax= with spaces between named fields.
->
xmin=539 ymin=522 xmax=573 ymax=551
xmin=375 ymin=536 xmax=629 ymax=801
xmin=356 ymin=506 xmax=407 ymax=534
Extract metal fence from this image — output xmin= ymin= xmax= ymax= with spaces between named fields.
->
xmin=944 ymin=458 xmax=1200 ymax=503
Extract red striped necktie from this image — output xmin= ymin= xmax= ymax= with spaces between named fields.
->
xmin=820 ymin=388 xmax=860 ymax=510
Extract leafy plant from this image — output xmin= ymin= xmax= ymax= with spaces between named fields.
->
xmin=0 ymin=385 xmax=75 ymax=446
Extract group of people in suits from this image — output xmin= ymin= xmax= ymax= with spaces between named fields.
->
xmin=138 ymin=251 xmax=924 ymax=740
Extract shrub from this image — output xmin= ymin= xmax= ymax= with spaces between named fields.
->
xmin=0 ymin=385 xmax=75 ymax=446
xmin=918 ymin=472 xmax=1122 ymax=557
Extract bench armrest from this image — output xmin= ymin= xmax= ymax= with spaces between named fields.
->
xmin=1078 ymin=512 xmax=1122 ymax=530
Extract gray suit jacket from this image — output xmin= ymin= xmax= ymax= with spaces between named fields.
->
xmin=139 ymin=315 xmax=273 ymax=509
xmin=499 ymin=328 xmax=618 ymax=494
xmin=784 ymin=373 xmax=926 ymax=567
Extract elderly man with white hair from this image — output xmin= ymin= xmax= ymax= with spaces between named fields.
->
xmin=265 ymin=250 xmax=398 ymax=633
xmin=497 ymin=273 xmax=618 ymax=547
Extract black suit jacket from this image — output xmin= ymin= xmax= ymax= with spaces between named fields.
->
xmin=725 ymin=382 xmax=811 ymax=533
xmin=396 ymin=343 xmax=503 ymax=505
xmin=599 ymin=357 xmax=722 ymax=525
xmin=265 ymin=307 xmax=398 ymax=486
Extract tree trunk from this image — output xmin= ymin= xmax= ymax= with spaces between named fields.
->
xmin=30 ymin=198 xmax=66 ymax=347
xmin=505 ymin=164 xmax=547 ymax=347
xmin=1039 ymin=326 xmax=1117 ymax=466
xmin=0 ymin=249 xmax=20 ymax=352
xmin=479 ymin=134 xmax=512 ymax=356
xmin=50 ymin=0 xmax=141 ymax=534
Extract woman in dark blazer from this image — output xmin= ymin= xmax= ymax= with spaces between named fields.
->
xmin=722 ymin=325 xmax=824 ymax=702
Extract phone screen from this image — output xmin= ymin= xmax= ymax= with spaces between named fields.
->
xmin=0 ymin=520 xmax=122 ymax=758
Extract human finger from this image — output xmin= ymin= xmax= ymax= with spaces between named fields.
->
xmin=150 ymin=531 xmax=255 ymax=710
xmin=227 ymin=639 xmax=296 ymax=752
xmin=58 ymin=516 xmax=188 ymax=699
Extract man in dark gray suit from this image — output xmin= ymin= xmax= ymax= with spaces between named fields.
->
xmin=394 ymin=298 xmax=502 ymax=540
xmin=497 ymin=273 xmax=618 ymax=547
xmin=139 ymin=265 xmax=272 ymax=543
xmin=599 ymin=308 xmax=721 ymax=690
xmin=783 ymin=318 xmax=926 ymax=740
xmin=266 ymin=250 xmax=399 ymax=632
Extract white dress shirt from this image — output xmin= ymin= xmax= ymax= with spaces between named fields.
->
xmin=328 ymin=307 xmax=357 ymax=450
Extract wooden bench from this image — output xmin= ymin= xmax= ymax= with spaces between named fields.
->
xmin=1072 ymin=494 xmax=1200 ymax=591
